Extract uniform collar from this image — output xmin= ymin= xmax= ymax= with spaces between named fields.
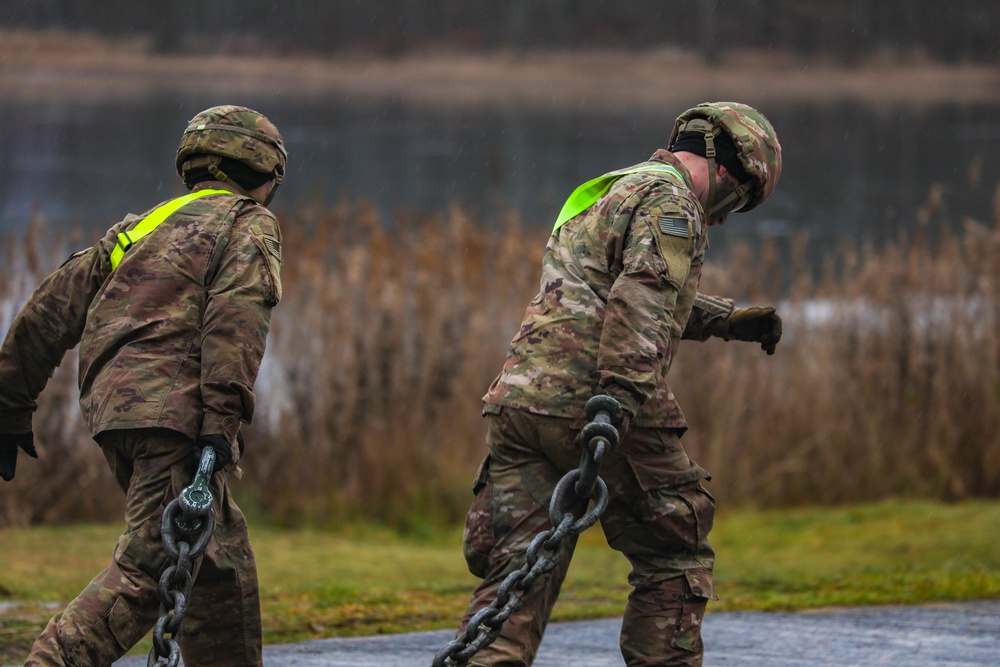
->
xmin=649 ymin=149 xmax=694 ymax=189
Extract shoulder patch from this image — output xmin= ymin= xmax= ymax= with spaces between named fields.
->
xmin=658 ymin=216 xmax=690 ymax=238
xmin=263 ymin=237 xmax=281 ymax=261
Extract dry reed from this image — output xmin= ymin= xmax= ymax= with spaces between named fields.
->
xmin=0 ymin=185 xmax=998 ymax=527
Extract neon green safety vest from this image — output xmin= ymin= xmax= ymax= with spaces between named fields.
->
xmin=109 ymin=188 xmax=233 ymax=270
xmin=552 ymin=164 xmax=685 ymax=232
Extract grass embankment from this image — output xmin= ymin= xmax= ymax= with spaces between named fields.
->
xmin=1 ymin=500 xmax=998 ymax=662
xmin=3 ymin=28 xmax=1000 ymax=107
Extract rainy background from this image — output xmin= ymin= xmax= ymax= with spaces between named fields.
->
xmin=0 ymin=2 xmax=999 ymax=527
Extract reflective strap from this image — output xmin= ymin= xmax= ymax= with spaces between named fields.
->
xmin=109 ymin=189 xmax=232 ymax=270
xmin=552 ymin=164 xmax=685 ymax=232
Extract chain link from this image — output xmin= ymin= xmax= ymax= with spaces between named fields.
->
xmin=148 ymin=447 xmax=217 ymax=667
xmin=432 ymin=396 xmax=623 ymax=667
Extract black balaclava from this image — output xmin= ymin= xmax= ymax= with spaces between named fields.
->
xmin=184 ymin=156 xmax=273 ymax=191
xmin=671 ymin=130 xmax=750 ymax=184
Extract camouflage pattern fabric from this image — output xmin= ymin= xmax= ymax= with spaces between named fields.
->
xmin=483 ymin=150 xmax=714 ymax=429
xmin=0 ymin=184 xmax=282 ymax=452
xmin=0 ymin=181 xmax=281 ymax=665
xmin=176 ymin=105 xmax=287 ymax=179
xmin=464 ymin=148 xmax=743 ymax=665
xmin=685 ymin=293 xmax=736 ymax=342
xmin=25 ymin=429 xmax=262 ymax=667
xmin=461 ymin=408 xmax=717 ymax=667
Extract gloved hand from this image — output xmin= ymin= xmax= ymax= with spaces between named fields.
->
xmin=197 ymin=434 xmax=233 ymax=474
xmin=0 ymin=433 xmax=38 ymax=482
xmin=725 ymin=306 xmax=783 ymax=355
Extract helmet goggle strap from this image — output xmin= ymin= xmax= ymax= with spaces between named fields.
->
xmin=184 ymin=122 xmax=289 ymax=162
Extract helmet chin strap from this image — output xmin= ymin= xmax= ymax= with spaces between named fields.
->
xmin=700 ymin=128 xmax=751 ymax=218
xmin=262 ymin=170 xmax=283 ymax=207
xmin=262 ymin=181 xmax=279 ymax=207
xmin=181 ymin=154 xmax=234 ymax=190
xmin=674 ymin=118 xmax=751 ymax=218
xmin=708 ymin=180 xmax=752 ymax=217
xmin=206 ymin=156 xmax=233 ymax=186
xmin=704 ymin=129 xmax=717 ymax=219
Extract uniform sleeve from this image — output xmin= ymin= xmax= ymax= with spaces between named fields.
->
xmin=0 ymin=245 xmax=111 ymax=433
xmin=199 ymin=206 xmax=282 ymax=443
xmin=683 ymin=293 xmax=736 ymax=341
xmin=596 ymin=189 xmax=699 ymax=417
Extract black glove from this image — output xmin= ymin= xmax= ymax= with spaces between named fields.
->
xmin=725 ymin=306 xmax=783 ymax=355
xmin=0 ymin=433 xmax=38 ymax=482
xmin=197 ymin=434 xmax=233 ymax=474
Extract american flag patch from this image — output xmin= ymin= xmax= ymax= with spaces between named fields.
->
xmin=264 ymin=237 xmax=282 ymax=260
xmin=658 ymin=216 xmax=689 ymax=238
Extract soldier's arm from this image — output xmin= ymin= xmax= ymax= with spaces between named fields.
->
xmin=683 ymin=295 xmax=783 ymax=354
xmin=0 ymin=243 xmax=112 ymax=433
xmin=200 ymin=204 xmax=282 ymax=445
xmin=682 ymin=293 xmax=736 ymax=341
xmin=596 ymin=188 xmax=697 ymax=417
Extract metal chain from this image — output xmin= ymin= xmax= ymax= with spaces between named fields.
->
xmin=148 ymin=447 xmax=217 ymax=667
xmin=432 ymin=396 xmax=624 ymax=667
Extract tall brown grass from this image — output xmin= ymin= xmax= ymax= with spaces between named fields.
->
xmin=0 ymin=185 xmax=998 ymax=528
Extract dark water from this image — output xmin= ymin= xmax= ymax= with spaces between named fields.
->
xmin=2 ymin=92 xmax=998 ymax=263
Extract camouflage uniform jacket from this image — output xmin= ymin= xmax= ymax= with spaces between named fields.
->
xmin=483 ymin=150 xmax=733 ymax=429
xmin=0 ymin=184 xmax=282 ymax=447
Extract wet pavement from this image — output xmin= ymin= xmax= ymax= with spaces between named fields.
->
xmin=108 ymin=600 xmax=1000 ymax=666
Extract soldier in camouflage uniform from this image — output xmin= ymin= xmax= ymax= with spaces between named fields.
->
xmin=458 ymin=102 xmax=783 ymax=666
xmin=0 ymin=105 xmax=286 ymax=667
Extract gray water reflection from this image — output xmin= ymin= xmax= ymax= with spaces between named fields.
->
xmin=1 ymin=94 xmax=998 ymax=264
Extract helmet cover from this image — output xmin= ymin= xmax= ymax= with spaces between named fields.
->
xmin=176 ymin=105 xmax=287 ymax=184
xmin=669 ymin=101 xmax=782 ymax=212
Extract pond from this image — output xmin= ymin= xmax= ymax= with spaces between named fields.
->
xmin=1 ymin=91 xmax=998 ymax=265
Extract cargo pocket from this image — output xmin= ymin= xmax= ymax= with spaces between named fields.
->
xmin=670 ymin=568 xmax=716 ymax=655
xmin=251 ymin=230 xmax=282 ymax=306
xmin=463 ymin=454 xmax=495 ymax=578
xmin=107 ymin=597 xmax=141 ymax=652
xmin=626 ymin=456 xmax=715 ymax=551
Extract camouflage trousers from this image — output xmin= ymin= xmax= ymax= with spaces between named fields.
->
xmin=25 ymin=428 xmax=262 ymax=667
xmin=460 ymin=407 xmax=717 ymax=667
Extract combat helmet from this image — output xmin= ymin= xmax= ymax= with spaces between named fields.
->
xmin=668 ymin=101 xmax=782 ymax=216
xmin=176 ymin=105 xmax=287 ymax=205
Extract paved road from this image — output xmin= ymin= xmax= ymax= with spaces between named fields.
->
xmin=111 ymin=600 xmax=1000 ymax=666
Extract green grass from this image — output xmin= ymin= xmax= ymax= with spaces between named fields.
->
xmin=1 ymin=500 xmax=998 ymax=662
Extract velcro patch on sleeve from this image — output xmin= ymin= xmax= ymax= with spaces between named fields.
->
xmin=263 ymin=237 xmax=282 ymax=261
xmin=658 ymin=216 xmax=690 ymax=238
xmin=649 ymin=204 xmax=693 ymax=287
